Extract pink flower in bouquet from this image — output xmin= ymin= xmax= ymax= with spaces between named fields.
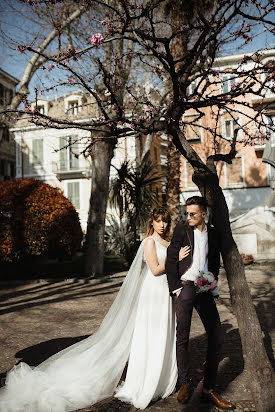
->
xmin=210 ymin=279 xmax=217 ymax=290
xmin=197 ymin=279 xmax=203 ymax=287
xmin=202 ymin=279 xmax=208 ymax=285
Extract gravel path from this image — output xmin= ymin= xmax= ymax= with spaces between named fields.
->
xmin=0 ymin=265 xmax=274 ymax=411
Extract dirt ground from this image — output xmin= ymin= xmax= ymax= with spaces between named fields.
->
xmin=0 ymin=264 xmax=274 ymax=412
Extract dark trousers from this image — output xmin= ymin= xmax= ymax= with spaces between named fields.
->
xmin=175 ymin=285 xmax=224 ymax=390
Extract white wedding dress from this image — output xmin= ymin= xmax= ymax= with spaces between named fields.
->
xmin=0 ymin=236 xmax=177 ymax=411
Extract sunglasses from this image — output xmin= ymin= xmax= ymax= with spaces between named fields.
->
xmin=184 ymin=212 xmax=197 ymax=218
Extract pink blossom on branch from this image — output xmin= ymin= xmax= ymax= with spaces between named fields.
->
xmin=180 ymin=25 xmax=189 ymax=32
xmin=91 ymin=33 xmax=104 ymax=47
xmin=16 ymin=44 xmax=30 ymax=54
xmin=211 ymin=70 xmax=220 ymax=77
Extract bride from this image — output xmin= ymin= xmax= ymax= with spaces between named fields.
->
xmin=0 ymin=207 xmax=189 ymax=412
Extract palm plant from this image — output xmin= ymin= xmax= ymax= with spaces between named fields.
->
xmin=127 ymin=153 xmax=161 ymax=235
xmin=108 ymin=153 xmax=162 ymax=263
xmin=105 ymin=215 xmax=137 ymax=266
xmin=108 ymin=161 xmax=131 ymax=245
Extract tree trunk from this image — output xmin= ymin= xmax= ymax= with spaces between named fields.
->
xmin=193 ymin=170 xmax=274 ymax=412
xmin=166 ymin=135 xmax=182 ymax=230
xmin=84 ymin=138 xmax=116 ymax=276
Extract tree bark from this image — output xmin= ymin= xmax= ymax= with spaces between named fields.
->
xmin=84 ymin=138 xmax=116 ymax=276
xmin=166 ymin=135 xmax=182 ymax=230
xmin=193 ymin=170 xmax=274 ymax=412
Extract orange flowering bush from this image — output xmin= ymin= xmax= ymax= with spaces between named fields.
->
xmin=0 ymin=178 xmax=83 ymax=262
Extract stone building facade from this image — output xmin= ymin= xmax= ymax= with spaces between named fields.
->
xmin=179 ymin=49 xmax=275 ymax=218
xmin=0 ymin=68 xmax=19 ymax=182
xmin=11 ymin=90 xmax=162 ymax=229
xmin=11 ymin=49 xmax=275 ymax=241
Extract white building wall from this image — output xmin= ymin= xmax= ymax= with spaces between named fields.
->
xmin=180 ymin=186 xmax=272 ymax=218
xmin=13 ymin=126 xmax=93 ymax=230
xmin=13 ymin=126 xmax=137 ymax=231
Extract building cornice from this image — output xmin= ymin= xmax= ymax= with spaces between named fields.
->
xmin=10 ymin=116 xmax=98 ymax=132
xmin=0 ymin=67 xmax=19 ymax=85
xmin=214 ymin=48 xmax=275 ymax=67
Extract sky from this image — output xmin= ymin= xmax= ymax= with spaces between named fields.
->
xmin=0 ymin=0 xmax=274 ymax=97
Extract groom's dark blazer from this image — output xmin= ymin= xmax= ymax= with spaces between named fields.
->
xmin=165 ymin=221 xmax=220 ymax=295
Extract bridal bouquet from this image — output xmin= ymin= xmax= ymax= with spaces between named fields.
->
xmin=194 ymin=271 xmax=217 ymax=294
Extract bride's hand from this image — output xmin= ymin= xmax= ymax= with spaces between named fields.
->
xmin=179 ymin=246 xmax=190 ymax=261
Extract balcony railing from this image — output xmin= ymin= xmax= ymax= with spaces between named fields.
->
xmin=16 ymin=162 xmax=92 ymax=180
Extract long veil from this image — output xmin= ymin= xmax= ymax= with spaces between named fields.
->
xmin=0 ymin=240 xmax=148 ymax=412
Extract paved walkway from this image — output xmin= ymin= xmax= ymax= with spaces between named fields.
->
xmin=0 ymin=264 xmax=274 ymax=412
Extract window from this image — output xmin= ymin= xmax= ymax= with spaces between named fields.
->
xmin=2 ymin=127 xmax=9 ymax=141
xmin=222 ymin=76 xmax=234 ymax=93
xmin=222 ymin=113 xmax=239 ymax=140
xmin=0 ymin=160 xmax=13 ymax=180
xmin=10 ymin=162 xmax=15 ymax=178
xmin=8 ymin=89 xmax=13 ymax=105
xmin=184 ymin=160 xmax=197 ymax=189
xmin=0 ymin=84 xmax=4 ymax=105
xmin=66 ymin=181 xmax=80 ymax=210
xmin=32 ymin=139 xmax=44 ymax=166
xmin=37 ymin=106 xmax=45 ymax=114
xmin=60 ymin=136 xmax=79 ymax=171
xmin=254 ymin=115 xmax=275 ymax=148
xmin=69 ymin=101 xmax=78 ymax=116
xmin=5 ymin=88 xmax=13 ymax=105
xmin=0 ymin=85 xmax=13 ymax=105
xmin=263 ymin=72 xmax=275 ymax=96
xmin=0 ymin=159 xmax=5 ymax=176
xmin=183 ymin=114 xmax=202 ymax=141
xmin=224 ymin=157 xmax=245 ymax=188
xmin=186 ymin=81 xmax=197 ymax=96
xmin=6 ymin=161 xmax=11 ymax=177
xmin=265 ymin=115 xmax=275 ymax=142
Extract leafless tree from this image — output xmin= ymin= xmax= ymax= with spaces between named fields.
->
xmin=1 ymin=1 xmax=275 ymax=409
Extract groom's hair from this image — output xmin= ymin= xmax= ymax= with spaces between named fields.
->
xmin=186 ymin=196 xmax=208 ymax=212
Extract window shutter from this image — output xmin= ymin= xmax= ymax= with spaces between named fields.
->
xmin=222 ymin=76 xmax=232 ymax=93
xmin=226 ymin=158 xmax=244 ymax=186
xmin=67 ymin=182 xmax=80 ymax=210
xmin=60 ymin=137 xmax=67 ymax=170
xmin=184 ymin=114 xmax=201 ymax=141
xmin=225 ymin=120 xmax=231 ymax=139
xmin=70 ymin=136 xmax=79 ymax=170
xmin=32 ymin=139 xmax=43 ymax=165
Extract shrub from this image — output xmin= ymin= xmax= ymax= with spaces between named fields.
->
xmin=0 ymin=178 xmax=83 ymax=262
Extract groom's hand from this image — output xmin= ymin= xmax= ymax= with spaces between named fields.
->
xmin=175 ymin=289 xmax=182 ymax=297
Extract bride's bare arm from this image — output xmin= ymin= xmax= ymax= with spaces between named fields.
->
xmin=144 ymin=238 xmax=165 ymax=276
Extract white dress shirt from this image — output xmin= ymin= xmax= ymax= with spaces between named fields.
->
xmin=181 ymin=227 xmax=208 ymax=281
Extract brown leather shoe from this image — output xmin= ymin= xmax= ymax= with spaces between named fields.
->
xmin=201 ymin=390 xmax=236 ymax=409
xmin=177 ymin=383 xmax=190 ymax=404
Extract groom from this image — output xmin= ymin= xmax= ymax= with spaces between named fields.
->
xmin=165 ymin=196 xmax=235 ymax=410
